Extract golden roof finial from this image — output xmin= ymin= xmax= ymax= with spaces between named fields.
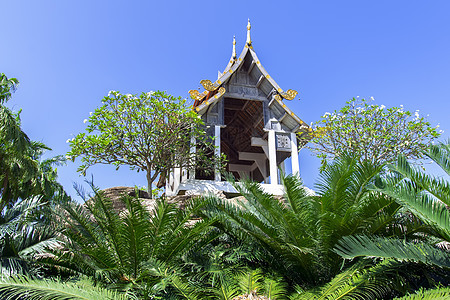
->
xmin=232 ymin=35 xmax=236 ymax=59
xmin=246 ymin=19 xmax=252 ymax=46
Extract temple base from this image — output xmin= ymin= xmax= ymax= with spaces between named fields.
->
xmin=166 ymin=179 xmax=285 ymax=197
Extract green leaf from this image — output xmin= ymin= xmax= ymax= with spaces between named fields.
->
xmin=334 ymin=235 xmax=450 ymax=268
xmin=0 ymin=276 xmax=128 ymax=300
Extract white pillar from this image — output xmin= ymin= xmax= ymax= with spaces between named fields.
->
xmin=214 ymin=125 xmax=221 ymax=181
xmin=189 ymin=137 xmax=196 ymax=179
xmin=268 ymin=130 xmax=278 ymax=185
xmin=173 ymin=167 xmax=181 ymax=193
xmin=290 ymin=132 xmax=299 ymax=175
xmin=165 ymin=173 xmax=172 ymax=195
xmin=166 ymin=169 xmax=174 ymax=195
xmin=181 ymin=169 xmax=188 ymax=181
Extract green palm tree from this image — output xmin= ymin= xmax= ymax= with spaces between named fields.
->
xmin=289 ymin=259 xmax=406 ymax=300
xmin=0 ymin=73 xmax=66 ymax=211
xmin=0 ymin=196 xmax=60 ymax=277
xmin=334 ymin=142 xmax=450 ymax=266
xmin=0 ymin=276 xmax=127 ymax=300
xmin=46 ymin=184 xmax=217 ymax=299
xmin=203 ymin=156 xmax=401 ymax=284
xmin=0 ymin=73 xmax=18 ymax=104
xmin=332 ymin=142 xmax=450 ymax=298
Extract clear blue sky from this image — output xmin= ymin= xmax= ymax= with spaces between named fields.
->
xmin=2 ymin=1 xmax=450 ymax=199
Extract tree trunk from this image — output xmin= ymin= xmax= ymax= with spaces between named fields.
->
xmin=146 ymin=167 xmax=153 ymax=200
xmin=156 ymin=171 xmax=166 ymax=189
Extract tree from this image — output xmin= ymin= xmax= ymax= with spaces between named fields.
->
xmin=301 ymin=97 xmax=441 ymax=166
xmin=330 ymin=143 xmax=450 ymax=298
xmin=334 ymin=141 xmax=450 ymax=268
xmin=46 ymin=184 xmax=217 ymax=299
xmin=0 ymin=73 xmax=68 ymax=283
xmin=0 ymin=196 xmax=61 ymax=277
xmin=0 ymin=73 xmax=19 ymax=104
xmin=0 ymin=74 xmax=65 ymax=210
xmin=67 ymin=90 xmax=217 ymax=195
xmin=202 ymin=156 xmax=402 ymax=285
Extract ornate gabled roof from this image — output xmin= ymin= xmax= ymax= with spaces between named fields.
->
xmin=189 ymin=20 xmax=309 ymax=133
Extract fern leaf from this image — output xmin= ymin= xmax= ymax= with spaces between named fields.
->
xmin=334 ymin=235 xmax=450 ymax=268
xmin=394 ymin=286 xmax=450 ymax=299
xmin=0 ymin=276 xmax=127 ymax=300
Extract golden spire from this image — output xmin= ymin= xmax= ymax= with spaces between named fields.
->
xmin=232 ymin=35 xmax=236 ymax=59
xmin=246 ymin=19 xmax=252 ymax=46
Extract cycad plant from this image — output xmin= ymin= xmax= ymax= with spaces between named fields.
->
xmin=334 ymin=141 xmax=450 ymax=267
xmin=332 ymin=142 xmax=450 ymax=298
xmin=203 ymin=156 xmax=401 ymax=285
xmin=0 ymin=196 xmax=60 ymax=278
xmin=203 ymin=266 xmax=288 ymax=300
xmin=186 ymin=236 xmax=288 ymax=299
xmin=0 ymin=276 xmax=127 ymax=300
xmin=289 ymin=259 xmax=404 ymax=300
xmin=46 ymin=184 xmax=218 ymax=299
xmin=394 ymin=286 xmax=450 ymax=300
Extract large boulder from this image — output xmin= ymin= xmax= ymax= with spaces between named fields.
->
xmin=97 ymin=187 xmax=213 ymax=213
xmin=98 ymin=186 xmax=158 ymax=212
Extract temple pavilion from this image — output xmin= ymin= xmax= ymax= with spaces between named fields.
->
xmin=166 ymin=20 xmax=310 ymax=196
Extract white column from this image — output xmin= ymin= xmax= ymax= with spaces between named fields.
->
xmin=181 ymin=169 xmax=188 ymax=181
xmin=166 ymin=169 xmax=174 ymax=195
xmin=173 ymin=167 xmax=181 ymax=193
xmin=189 ymin=137 xmax=196 ymax=179
xmin=214 ymin=125 xmax=221 ymax=181
xmin=268 ymin=130 xmax=278 ymax=185
xmin=290 ymin=132 xmax=299 ymax=175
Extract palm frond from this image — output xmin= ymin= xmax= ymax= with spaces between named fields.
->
xmin=236 ymin=269 xmax=264 ymax=296
xmin=312 ymin=156 xmax=397 ymax=275
xmin=370 ymin=177 xmax=450 ymax=238
xmin=120 ymin=192 xmax=152 ymax=279
xmin=210 ymin=277 xmax=241 ymax=300
xmin=170 ymin=275 xmax=203 ymax=300
xmin=391 ymin=155 xmax=450 ymax=206
xmin=263 ymin=275 xmax=288 ymax=299
xmin=0 ymin=73 xmax=19 ymax=103
xmin=0 ymin=276 xmax=127 ymax=300
xmin=290 ymin=260 xmax=400 ymax=300
xmin=394 ymin=286 xmax=450 ymax=300
xmin=334 ymin=235 xmax=450 ymax=268
xmin=0 ymin=258 xmax=29 ymax=277
xmin=426 ymin=141 xmax=450 ymax=177
xmin=49 ymin=183 xmax=218 ymax=298
xmin=17 ymin=234 xmax=60 ymax=259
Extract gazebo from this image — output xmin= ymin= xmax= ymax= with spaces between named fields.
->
xmin=166 ymin=20 xmax=310 ymax=196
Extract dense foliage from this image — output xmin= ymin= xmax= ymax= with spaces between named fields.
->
xmin=0 ymin=73 xmax=19 ymax=104
xmin=302 ymin=97 xmax=441 ymax=166
xmin=202 ymin=158 xmax=401 ymax=284
xmin=335 ymin=141 xmax=450 ymax=276
xmin=0 ymin=75 xmax=65 ymax=210
xmin=47 ymin=184 xmax=219 ymax=298
xmin=1 ymin=74 xmax=449 ymax=298
xmin=0 ymin=74 xmax=67 ymax=287
xmin=67 ymin=90 xmax=219 ymax=195
xmin=2 ymin=151 xmax=450 ymax=299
